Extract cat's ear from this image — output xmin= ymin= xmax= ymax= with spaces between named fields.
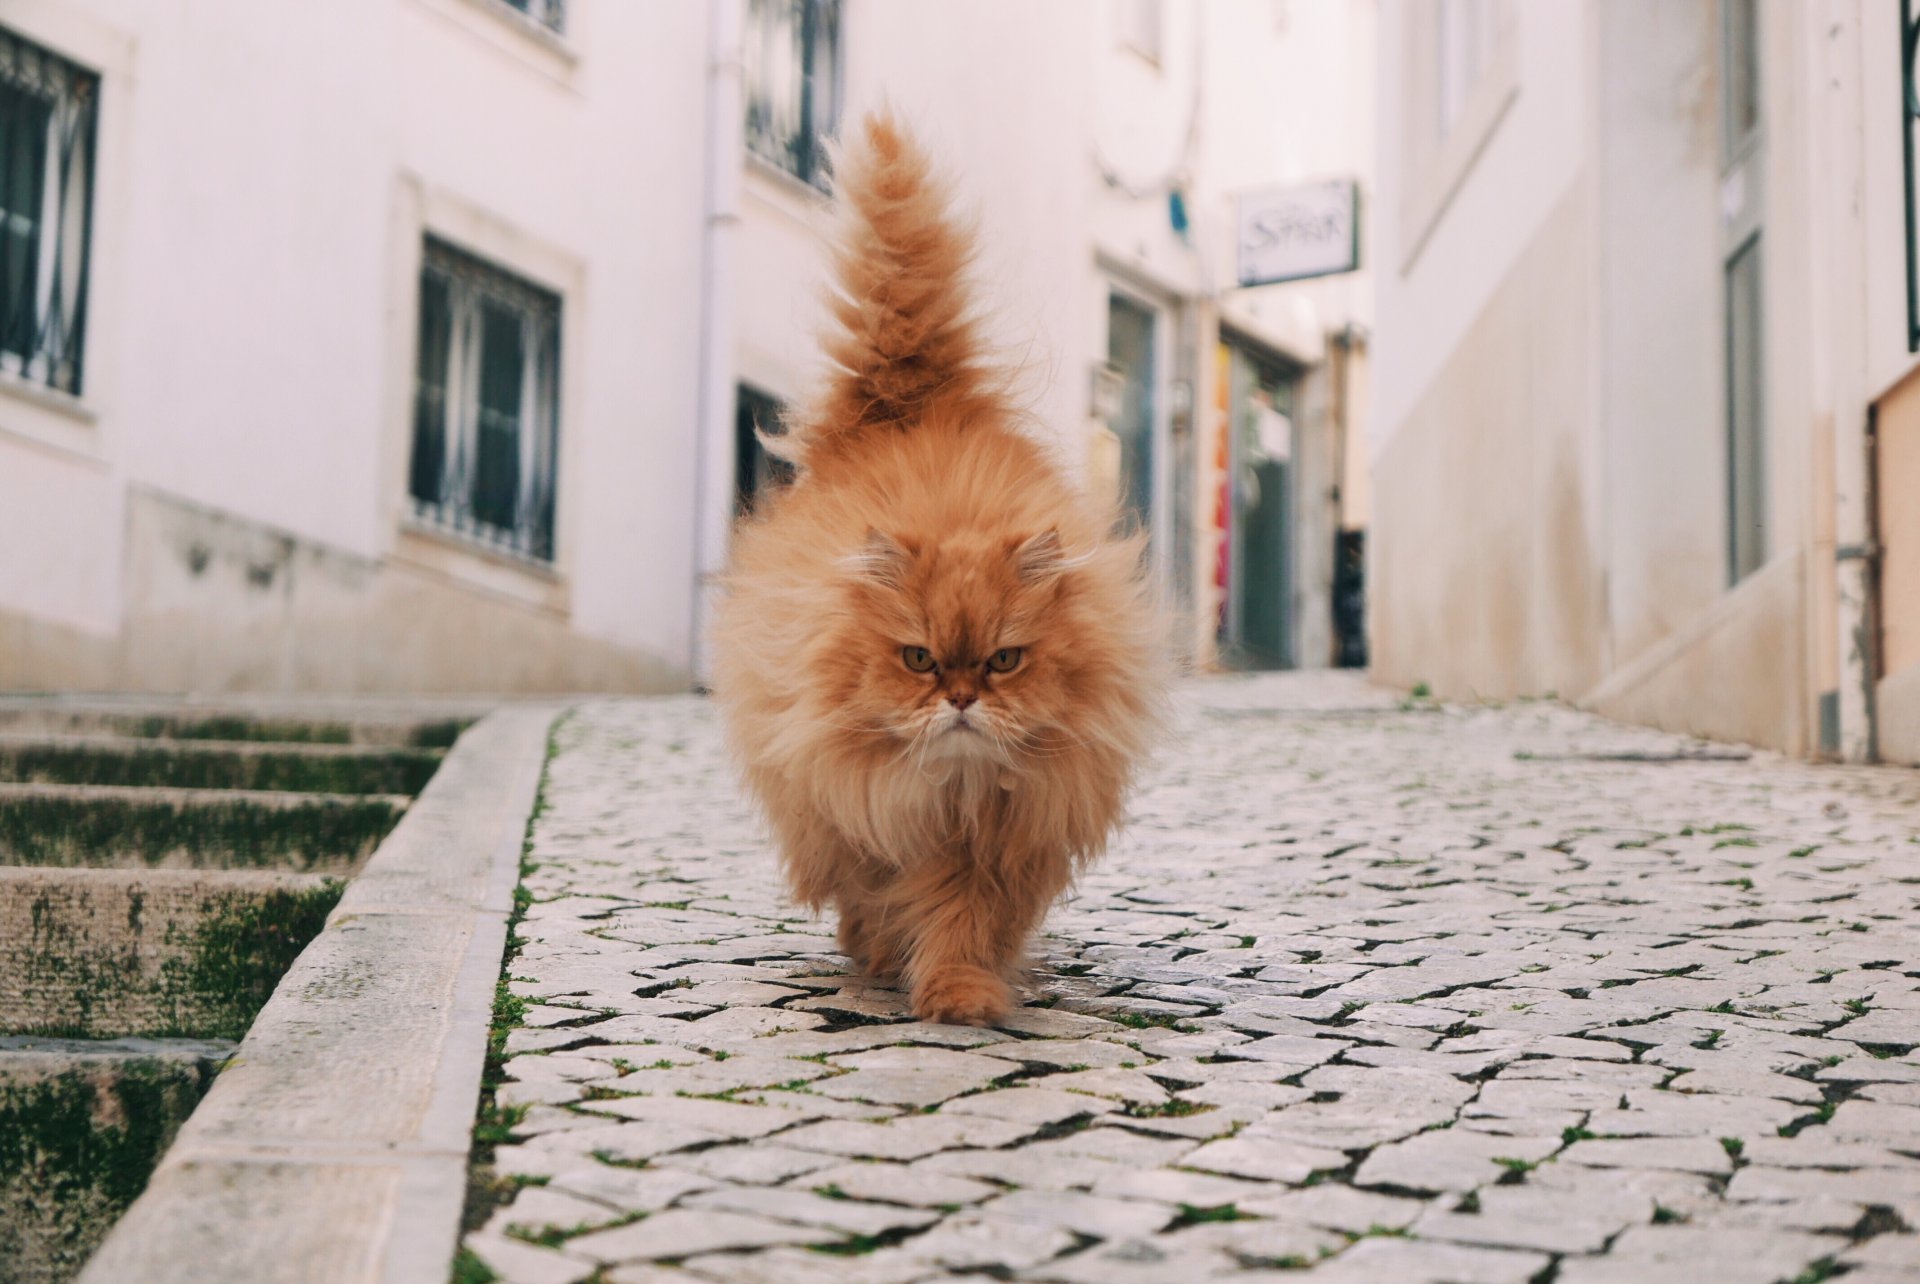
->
xmin=841 ymin=529 xmax=911 ymax=585
xmin=1012 ymin=529 xmax=1067 ymax=582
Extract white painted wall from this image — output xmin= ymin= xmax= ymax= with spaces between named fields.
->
xmin=732 ymin=0 xmax=1096 ymax=465
xmin=0 ymin=0 xmax=711 ymax=685
xmin=1371 ymin=0 xmax=1588 ymax=450
xmin=1371 ymin=0 xmax=1914 ymax=757
xmin=730 ymin=0 xmax=1364 ymax=613
xmin=0 ymin=0 xmax=1359 ymax=692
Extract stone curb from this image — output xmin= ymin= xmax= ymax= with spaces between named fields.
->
xmin=77 ymin=703 xmax=564 ymax=1284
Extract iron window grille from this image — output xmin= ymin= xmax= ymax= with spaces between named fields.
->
xmin=1904 ymin=0 xmax=1918 ymax=352
xmin=734 ymin=383 xmax=793 ymax=515
xmin=409 ymin=238 xmax=562 ymax=563
xmin=745 ymin=0 xmax=842 ymax=191
xmin=0 ymin=27 xmax=98 ymax=398
xmin=499 ymin=0 xmax=565 ymax=36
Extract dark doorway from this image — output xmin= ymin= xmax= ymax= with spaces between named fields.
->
xmin=734 ymin=384 xmax=792 ymax=514
xmin=1106 ymin=293 xmax=1157 ymax=536
xmin=1220 ymin=343 xmax=1296 ymax=669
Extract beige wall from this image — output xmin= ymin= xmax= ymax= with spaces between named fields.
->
xmin=1878 ymin=370 xmax=1920 ymax=764
xmin=1370 ymin=0 xmax=1837 ymax=757
xmin=0 ymin=491 xmax=677 ymax=696
xmin=1370 ymin=181 xmax=1604 ymax=702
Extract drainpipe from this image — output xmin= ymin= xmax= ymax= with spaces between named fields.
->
xmin=689 ymin=0 xmax=744 ymax=688
xmin=1824 ymin=0 xmax=1877 ymax=761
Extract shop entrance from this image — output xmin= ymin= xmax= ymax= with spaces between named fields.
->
xmin=1219 ymin=342 xmax=1297 ymax=669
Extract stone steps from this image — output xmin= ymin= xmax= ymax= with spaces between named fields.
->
xmin=0 ymin=702 xmax=473 ymax=749
xmin=0 ymin=1036 xmax=233 ymax=1284
xmin=0 ymin=867 xmax=343 ymax=1041
xmin=0 ymin=699 xmax=474 ymax=1282
xmin=0 ymin=781 xmax=408 ymax=872
xmin=0 ymin=733 xmax=444 ymax=796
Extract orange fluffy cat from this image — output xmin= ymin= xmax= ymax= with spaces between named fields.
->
xmin=711 ymin=113 xmax=1161 ymax=1026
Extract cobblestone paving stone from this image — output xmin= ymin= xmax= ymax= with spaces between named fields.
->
xmin=462 ymin=673 xmax=1920 ymax=1283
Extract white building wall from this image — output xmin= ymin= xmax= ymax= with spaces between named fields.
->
xmin=1370 ymin=0 xmax=1914 ymax=759
xmin=0 ymin=0 xmax=1367 ymax=694
xmin=1371 ymin=0 xmax=1587 ymax=451
xmin=0 ymin=0 xmax=710 ymax=691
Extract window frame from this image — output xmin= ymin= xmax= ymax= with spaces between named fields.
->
xmin=383 ymin=180 xmax=583 ymax=611
xmin=0 ymin=24 xmax=98 ymax=402
xmin=408 ymin=0 xmax=578 ymax=85
xmin=496 ymin=0 xmax=566 ymax=37
xmin=744 ymin=0 xmax=844 ymax=193
xmin=1398 ymin=0 xmax=1519 ymax=272
xmin=407 ymin=235 xmax=563 ymax=567
xmin=733 ymin=383 xmax=792 ymax=516
xmin=1902 ymin=0 xmax=1919 ymax=353
xmin=1719 ymin=0 xmax=1768 ymax=584
xmin=0 ymin=5 xmax=128 ymax=462
xmin=1117 ymin=0 xmax=1166 ymax=68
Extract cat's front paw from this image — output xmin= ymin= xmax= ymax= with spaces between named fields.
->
xmin=911 ymin=965 xmax=1010 ymax=1026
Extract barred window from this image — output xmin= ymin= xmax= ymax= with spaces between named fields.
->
xmin=409 ymin=239 xmax=562 ymax=563
xmin=745 ymin=0 xmax=842 ymax=190
xmin=734 ymin=383 xmax=792 ymax=515
xmin=0 ymin=27 xmax=97 ymax=398
xmin=499 ymin=0 xmax=565 ymax=36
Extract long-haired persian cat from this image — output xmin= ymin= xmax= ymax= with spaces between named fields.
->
xmin=711 ymin=113 xmax=1161 ymax=1026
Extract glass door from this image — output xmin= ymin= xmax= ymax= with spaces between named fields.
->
xmin=1106 ymin=293 xmax=1158 ymax=537
xmin=1221 ymin=344 xmax=1295 ymax=669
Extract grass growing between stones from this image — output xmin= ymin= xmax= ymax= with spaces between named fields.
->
xmin=449 ymin=1247 xmax=499 ymax=1284
xmin=458 ymin=714 xmax=565 ymax=1245
xmin=1171 ymin=1202 xmax=1252 ymax=1227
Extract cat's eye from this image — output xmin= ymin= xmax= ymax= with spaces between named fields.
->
xmin=902 ymin=646 xmax=936 ymax=673
xmin=986 ymin=648 xmax=1023 ymax=673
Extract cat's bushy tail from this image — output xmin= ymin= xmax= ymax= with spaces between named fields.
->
xmin=782 ymin=111 xmax=992 ymax=466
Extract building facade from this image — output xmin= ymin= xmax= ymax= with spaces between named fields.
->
xmin=714 ymin=0 xmax=1375 ymax=678
xmin=1370 ymin=0 xmax=1920 ymax=764
xmin=0 ymin=0 xmax=1370 ymax=695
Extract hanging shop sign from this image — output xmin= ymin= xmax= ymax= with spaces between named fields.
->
xmin=1235 ymin=179 xmax=1360 ymax=287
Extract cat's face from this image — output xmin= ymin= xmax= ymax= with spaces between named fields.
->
xmin=828 ymin=528 xmax=1081 ymax=764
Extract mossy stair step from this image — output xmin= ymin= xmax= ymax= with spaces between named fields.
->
xmin=0 ymin=707 xmax=467 ymax=749
xmin=0 ymin=867 xmax=343 ymax=1042
xmin=0 ymin=1035 xmax=233 ymax=1284
xmin=0 ymin=734 xmax=443 ymax=796
xmin=0 ymin=782 xmax=408 ymax=872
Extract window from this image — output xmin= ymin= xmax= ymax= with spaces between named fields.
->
xmin=1436 ymin=0 xmax=1502 ymax=138
xmin=734 ymin=384 xmax=792 ymax=514
xmin=0 ymin=27 xmax=97 ymax=398
xmin=1721 ymin=0 xmax=1766 ymax=582
xmin=498 ymin=0 xmax=565 ymax=36
xmin=1117 ymin=0 xmax=1164 ymax=65
xmin=744 ymin=0 xmax=842 ymax=191
xmin=1106 ymin=293 xmax=1157 ymax=537
xmin=1398 ymin=0 xmax=1516 ymax=267
xmin=409 ymin=239 xmax=561 ymax=563
xmin=1725 ymin=237 xmax=1766 ymax=582
xmin=1721 ymin=0 xmax=1760 ymax=165
xmin=1902 ymin=0 xmax=1918 ymax=352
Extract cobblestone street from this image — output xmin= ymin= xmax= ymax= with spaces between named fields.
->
xmin=463 ymin=673 xmax=1920 ymax=1283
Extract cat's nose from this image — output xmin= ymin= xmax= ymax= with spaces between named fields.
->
xmin=947 ymin=693 xmax=976 ymax=711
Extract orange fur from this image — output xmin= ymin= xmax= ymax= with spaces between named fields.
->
xmin=710 ymin=113 xmax=1162 ymax=1026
